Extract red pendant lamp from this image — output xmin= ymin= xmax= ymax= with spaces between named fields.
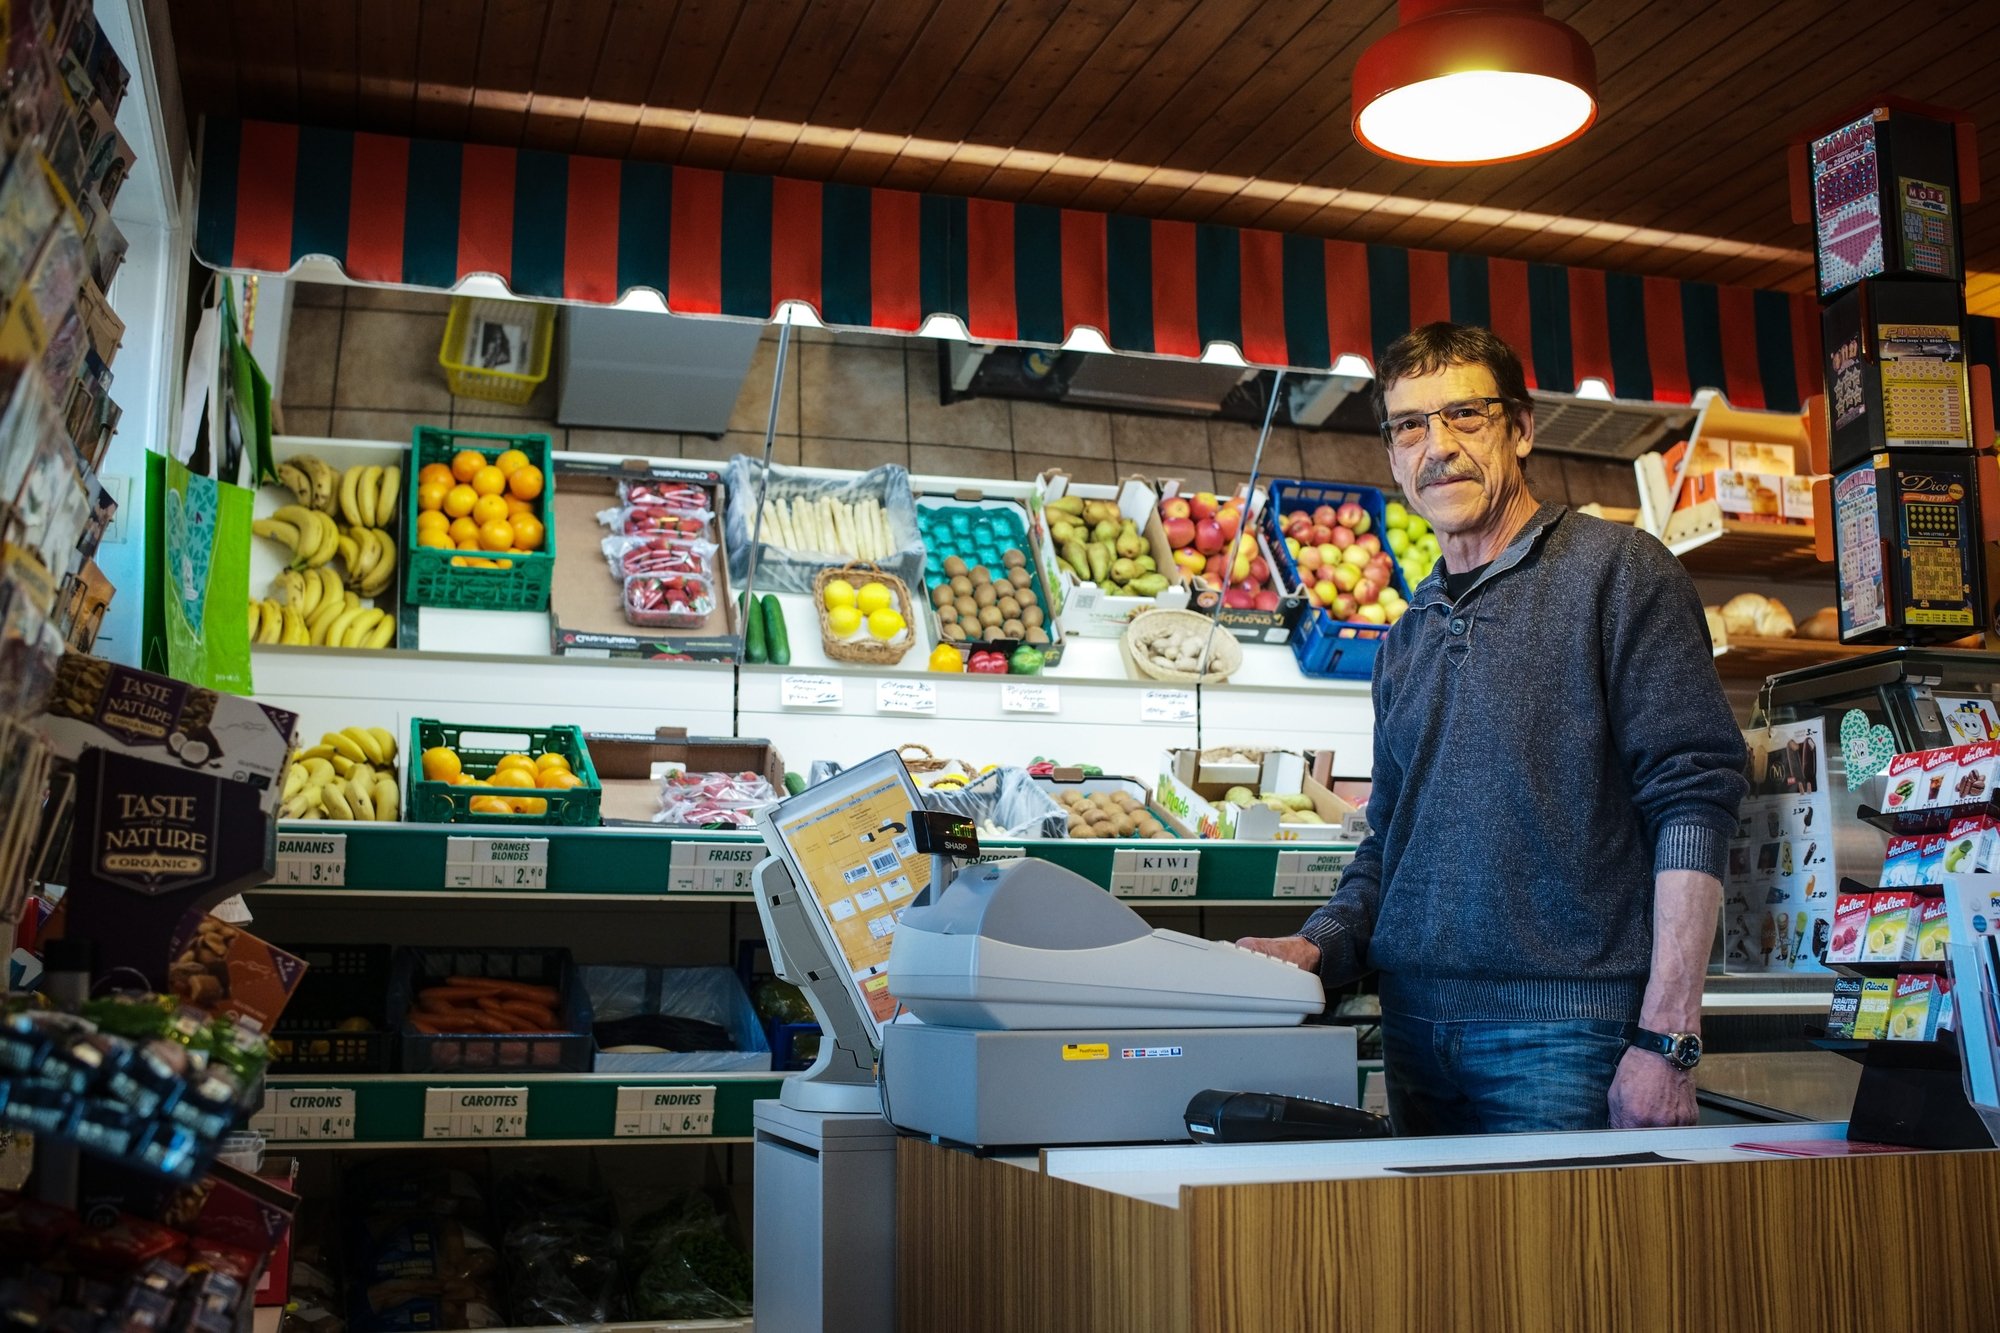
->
xmin=1352 ymin=0 xmax=1598 ymax=166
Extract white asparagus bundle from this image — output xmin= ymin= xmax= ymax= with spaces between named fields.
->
xmin=756 ymin=492 xmax=894 ymax=560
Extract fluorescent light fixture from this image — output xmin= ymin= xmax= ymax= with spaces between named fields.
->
xmin=918 ymin=313 xmax=969 ymax=341
xmin=1331 ymin=354 xmax=1375 ymax=379
xmin=1062 ymin=326 xmax=1112 ymax=354
xmin=1200 ymin=342 xmax=1249 ymax=367
xmin=454 ymin=274 xmax=514 ymax=300
xmin=774 ymin=300 xmax=824 ymax=327
xmin=1575 ymin=377 xmax=1612 ymax=400
xmin=614 ymin=289 xmax=669 ymax=314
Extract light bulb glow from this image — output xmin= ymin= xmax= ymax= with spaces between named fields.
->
xmin=1356 ymin=70 xmax=1594 ymax=165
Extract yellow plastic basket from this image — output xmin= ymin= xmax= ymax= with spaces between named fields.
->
xmin=438 ymin=296 xmax=554 ymax=405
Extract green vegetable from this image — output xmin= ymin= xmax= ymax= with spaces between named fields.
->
xmin=1009 ymin=643 xmax=1046 ymax=675
xmin=761 ymin=594 xmax=790 ymax=665
xmin=741 ymin=592 xmax=766 ymax=663
xmin=784 ymin=770 xmax=807 ymax=796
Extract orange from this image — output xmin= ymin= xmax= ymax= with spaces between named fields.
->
xmin=421 ymin=747 xmax=462 ymax=781
xmin=513 ymin=796 xmax=548 ymax=815
xmin=446 ymin=772 xmax=475 ymax=785
xmin=478 ymin=519 xmax=515 ymax=552
xmin=457 ymin=537 xmax=482 ymax=551
xmin=443 ymin=484 xmax=478 ymax=518
xmin=495 ymin=449 xmax=531 ymax=476
xmin=505 ymin=496 xmax=531 ymax=516
xmin=417 ymin=481 xmax=450 ymax=513
xmin=498 ymin=753 xmax=534 ymax=769
xmin=508 ymin=514 xmax=545 ymax=551
xmin=418 ymin=462 xmax=454 ymax=488
xmin=471 ymin=493 xmax=511 ymax=526
xmin=450 ymin=449 xmax=487 ymax=483
xmin=450 ymin=556 xmax=471 ymax=567
xmin=416 ymin=509 xmax=449 ymax=532
xmin=448 ymin=517 xmax=480 ymax=545
xmin=534 ymin=752 xmax=571 ymax=772
xmin=418 ymin=529 xmax=455 ymax=550
xmin=539 ymin=768 xmax=585 ymax=790
xmin=471 ymin=465 xmax=507 ymax=497
xmin=467 ymin=795 xmax=513 ymax=815
xmin=493 ymin=767 xmax=537 ymax=791
xmin=507 ymin=465 xmax=544 ymax=501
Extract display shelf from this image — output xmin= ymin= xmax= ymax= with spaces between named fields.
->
xmin=1806 ymin=1035 xmax=1947 ymax=1061
xmin=1670 ymin=520 xmax=1823 ymax=582
xmin=249 ymin=821 xmax=1359 ymax=903
xmin=255 ymin=1071 xmax=782 ymax=1145
xmin=1855 ymin=802 xmax=1994 ymax=836
xmin=1712 ymin=635 xmax=1884 ymax=679
xmin=1830 ymin=960 xmax=1951 ymax=979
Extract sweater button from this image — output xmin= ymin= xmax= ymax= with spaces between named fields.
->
xmin=1450 ymin=618 xmax=1466 ymax=634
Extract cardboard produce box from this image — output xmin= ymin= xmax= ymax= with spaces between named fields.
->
xmin=585 ymin=727 xmax=787 ymax=825
xmin=549 ymin=458 xmax=740 ymax=661
xmin=1153 ymin=747 xmax=1361 ymax=841
xmin=1028 ymin=470 xmax=1189 ymax=637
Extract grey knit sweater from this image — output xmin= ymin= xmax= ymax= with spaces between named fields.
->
xmin=1298 ymin=502 xmax=1747 ymax=1024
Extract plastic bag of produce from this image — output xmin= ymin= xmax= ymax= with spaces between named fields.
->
xmin=494 ymin=1171 xmax=624 ymax=1327
xmin=624 ymin=1192 xmax=751 ymax=1323
xmin=618 ymin=478 xmax=712 ymax=514
xmin=600 ymin=534 xmax=716 ymax=580
xmin=921 ymin=765 xmax=1067 ymax=839
xmin=724 ymin=454 xmax=924 ymax=594
xmin=653 ymin=767 xmax=779 ymax=829
xmin=579 ymin=965 xmax=772 ymax=1073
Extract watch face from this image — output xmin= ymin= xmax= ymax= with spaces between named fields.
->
xmin=1670 ymin=1034 xmax=1702 ymax=1069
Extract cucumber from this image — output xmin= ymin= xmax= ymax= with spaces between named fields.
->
xmin=741 ymin=591 xmax=767 ymax=663
xmin=784 ymin=771 xmax=807 ymax=796
xmin=762 ymin=594 xmax=791 ymax=666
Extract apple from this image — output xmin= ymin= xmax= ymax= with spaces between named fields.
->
xmin=1252 ymin=589 xmax=1279 ymax=612
xmin=1330 ymin=594 xmax=1358 ymax=620
xmin=1356 ymin=533 xmax=1382 ymax=555
xmin=1311 ymin=504 xmax=1338 ymax=528
xmin=1249 ymin=556 xmax=1269 ymax=584
xmin=1223 ymin=587 xmax=1255 ymax=609
xmin=1203 ymin=555 xmax=1226 ymax=581
xmin=1217 ymin=507 xmax=1242 ymax=540
xmin=1328 ymin=525 xmax=1355 ymax=548
xmin=1189 ymin=492 xmax=1220 ymax=522
xmin=1384 ymin=602 xmax=1405 ymax=624
xmin=1354 ymin=576 xmax=1381 ymax=605
xmin=1406 ymin=514 xmax=1431 ymax=538
xmin=1328 ymin=562 xmax=1361 ymax=593
xmin=1284 ymin=536 xmax=1301 ymax=557
xmin=1173 ymin=548 xmax=1205 ymax=576
xmin=1341 ymin=544 xmax=1372 ymax=569
xmin=1231 ymin=552 xmax=1252 ymax=582
xmin=1356 ymin=602 xmax=1388 ymax=625
xmin=1194 ymin=519 xmax=1225 ymax=555
xmin=1336 ymin=502 xmax=1371 ymax=533
xmin=1387 ymin=529 xmax=1410 ymax=556
xmin=1313 ymin=579 xmax=1338 ymax=604
xmin=1297 ymin=546 xmax=1324 ymax=572
xmin=1385 ymin=501 xmax=1409 ymax=530
xmin=1160 ymin=497 xmax=1191 ymax=522
xmin=1162 ymin=516 xmax=1196 ymax=549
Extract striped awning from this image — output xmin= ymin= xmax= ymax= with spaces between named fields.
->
xmin=195 ymin=118 xmax=2000 ymax=414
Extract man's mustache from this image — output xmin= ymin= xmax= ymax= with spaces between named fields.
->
xmin=1418 ymin=460 xmax=1478 ymax=488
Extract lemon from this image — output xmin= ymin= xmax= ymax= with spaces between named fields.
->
xmin=823 ymin=578 xmax=858 ymax=609
xmin=856 ymin=581 xmax=892 ymax=615
xmin=828 ymin=604 xmax=863 ymax=637
xmin=867 ymin=607 xmax=906 ymax=640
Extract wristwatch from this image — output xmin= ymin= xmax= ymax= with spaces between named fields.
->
xmin=1625 ymin=1024 xmax=1702 ymax=1071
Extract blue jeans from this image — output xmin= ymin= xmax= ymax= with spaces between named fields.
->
xmin=1380 ymin=1012 xmax=1628 ymax=1136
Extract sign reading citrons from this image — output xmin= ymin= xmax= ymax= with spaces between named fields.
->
xmin=414 ymin=447 xmax=547 ymax=568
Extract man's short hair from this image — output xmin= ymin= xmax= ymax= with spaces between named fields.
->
xmin=1373 ymin=323 xmax=1533 ymax=434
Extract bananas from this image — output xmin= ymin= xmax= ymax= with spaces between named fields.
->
xmin=332 ymin=460 xmax=401 ymax=528
xmin=278 ymin=727 xmax=402 ymax=822
xmin=260 ymin=504 xmax=340 ymax=570
xmin=252 ymin=560 xmax=395 ymax=650
xmin=280 ymin=453 xmax=340 ymax=513
xmin=255 ymin=455 xmax=407 ymax=650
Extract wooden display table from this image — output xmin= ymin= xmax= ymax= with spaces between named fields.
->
xmin=898 ymin=1124 xmax=2000 ymax=1332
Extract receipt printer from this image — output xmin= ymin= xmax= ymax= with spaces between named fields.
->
xmin=880 ymin=858 xmax=1356 ymax=1147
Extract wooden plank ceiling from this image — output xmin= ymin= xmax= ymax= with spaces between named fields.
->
xmin=171 ymin=0 xmax=2000 ymax=313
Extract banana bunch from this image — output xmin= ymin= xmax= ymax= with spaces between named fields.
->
xmin=253 ymin=504 xmax=341 ymax=570
xmin=275 ymin=453 xmax=340 ymax=513
xmin=248 ymin=596 xmax=310 ymax=645
xmin=255 ymin=567 xmax=397 ymax=649
xmin=339 ymin=524 xmax=399 ymax=599
xmin=337 ymin=462 xmax=403 ymax=529
xmin=279 ymin=727 xmax=402 ymax=821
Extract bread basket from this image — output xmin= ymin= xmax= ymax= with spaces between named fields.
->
xmin=1120 ymin=608 xmax=1243 ymax=684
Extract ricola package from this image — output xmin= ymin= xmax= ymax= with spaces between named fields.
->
xmin=1882 ymin=752 xmax=1924 ymax=812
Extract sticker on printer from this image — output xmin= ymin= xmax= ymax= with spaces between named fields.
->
xmin=1061 ymin=1043 xmax=1109 ymax=1061
xmin=1120 ymin=1046 xmax=1184 ymax=1060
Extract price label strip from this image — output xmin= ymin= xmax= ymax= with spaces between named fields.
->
xmin=270 ymin=833 xmax=347 ymax=887
xmin=667 ymin=841 xmax=763 ymax=894
xmin=1272 ymin=848 xmax=1355 ymax=899
xmin=423 ymin=1087 xmax=529 ymax=1139
xmin=613 ymin=1084 xmax=717 ymax=1138
xmin=1110 ymin=849 xmax=1200 ymax=898
xmin=781 ymin=674 xmax=843 ymax=708
xmin=1139 ymin=688 xmax=1196 ymax=723
xmin=964 ymin=845 xmax=1026 ymax=865
xmin=1000 ymin=681 xmax=1061 ymax=714
xmin=445 ymin=837 xmax=550 ymax=890
xmin=248 ymin=1088 xmax=355 ymax=1142
xmin=875 ymin=678 xmax=937 ymax=714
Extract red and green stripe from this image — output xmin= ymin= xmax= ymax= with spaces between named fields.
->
xmin=200 ymin=116 xmax=1990 ymax=415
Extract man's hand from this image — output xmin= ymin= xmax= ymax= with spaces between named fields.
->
xmin=1607 ymin=1046 xmax=1696 ymax=1128
xmin=1235 ymin=934 xmax=1321 ymax=971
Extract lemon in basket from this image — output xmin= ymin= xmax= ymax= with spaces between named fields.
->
xmin=824 ymin=578 xmax=858 ymax=609
xmin=857 ymin=581 xmax=893 ymax=615
xmin=828 ymin=604 xmax=863 ymax=637
xmin=867 ymin=607 xmax=906 ymax=640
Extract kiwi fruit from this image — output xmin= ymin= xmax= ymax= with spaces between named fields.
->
xmin=950 ymin=575 xmax=972 ymax=596
xmin=978 ymin=605 xmax=1004 ymax=628
xmin=1001 ymin=618 xmax=1025 ymax=638
xmin=955 ymin=597 xmax=977 ymax=618
xmin=1026 ymin=626 xmax=1050 ymax=645
xmin=1022 ymin=605 xmax=1045 ymax=627
xmin=997 ymin=595 xmax=1021 ymax=619
xmin=941 ymin=623 xmax=966 ymax=642
xmin=931 ymin=583 xmax=955 ymax=608
xmin=1002 ymin=548 xmax=1027 ymax=567
xmin=959 ymin=616 xmax=984 ymax=639
xmin=973 ymin=583 xmax=997 ymax=607
xmin=970 ymin=565 xmax=992 ymax=584
xmin=1114 ymin=814 xmax=1137 ymax=836
xmin=943 ymin=555 xmax=968 ymax=576
xmin=1007 ymin=567 xmax=1033 ymax=589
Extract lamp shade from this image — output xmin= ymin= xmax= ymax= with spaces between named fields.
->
xmin=1352 ymin=0 xmax=1597 ymax=166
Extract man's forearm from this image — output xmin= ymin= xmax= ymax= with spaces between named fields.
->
xmin=1640 ymin=867 xmax=1721 ymax=1030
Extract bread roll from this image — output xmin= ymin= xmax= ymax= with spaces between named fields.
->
xmin=1754 ymin=597 xmax=1795 ymax=639
xmin=1798 ymin=607 xmax=1839 ymax=641
xmin=1720 ymin=592 xmax=1769 ymax=637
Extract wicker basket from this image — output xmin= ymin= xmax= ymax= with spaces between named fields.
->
xmin=1121 ymin=608 xmax=1244 ymax=684
xmin=897 ymin=743 xmax=952 ymax=774
xmin=811 ymin=563 xmax=918 ymax=666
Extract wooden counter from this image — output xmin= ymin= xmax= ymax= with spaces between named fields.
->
xmin=898 ymin=1127 xmax=2000 ymax=1333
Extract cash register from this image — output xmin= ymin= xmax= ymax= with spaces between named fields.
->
xmin=752 ymin=752 xmax=1357 ymax=1147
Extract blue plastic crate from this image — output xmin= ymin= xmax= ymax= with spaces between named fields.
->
xmin=1263 ymin=479 xmax=1412 ymax=680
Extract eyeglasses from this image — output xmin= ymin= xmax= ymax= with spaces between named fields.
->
xmin=1379 ymin=397 xmax=1509 ymax=450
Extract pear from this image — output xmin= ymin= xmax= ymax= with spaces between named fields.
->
xmin=1115 ymin=520 xmax=1147 ymax=559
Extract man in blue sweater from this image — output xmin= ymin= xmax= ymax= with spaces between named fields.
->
xmin=1240 ymin=323 xmax=1747 ymax=1135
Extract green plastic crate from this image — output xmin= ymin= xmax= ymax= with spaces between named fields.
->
xmin=404 ymin=426 xmax=556 ymax=611
xmin=407 ymin=718 xmax=602 ymax=826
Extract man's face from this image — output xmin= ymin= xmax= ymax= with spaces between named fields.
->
xmin=1381 ymin=362 xmax=1533 ymax=539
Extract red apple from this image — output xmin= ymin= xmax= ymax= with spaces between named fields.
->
xmin=1356 ymin=533 xmax=1381 ymax=555
xmin=1193 ymin=519 xmax=1225 ymax=554
xmin=1356 ymin=602 xmax=1388 ymax=625
xmin=1297 ymin=546 xmax=1324 ymax=572
xmin=1337 ymin=502 xmax=1371 ymax=533
xmin=1203 ymin=555 xmax=1226 ymax=581
xmin=1312 ymin=504 xmax=1338 ymax=528
xmin=1253 ymin=589 xmax=1282 ymax=612
xmin=1328 ymin=525 xmax=1355 ymax=549
xmin=1231 ymin=552 xmax=1252 ymax=582
xmin=1341 ymin=545 xmax=1371 ymax=569
xmin=1330 ymin=594 xmax=1358 ymax=620
xmin=1189 ymin=492 xmax=1220 ymax=522
xmin=1223 ymin=587 xmax=1255 ymax=609
xmin=1249 ymin=556 xmax=1269 ymax=584
xmin=1173 ymin=549 xmax=1205 ymax=577
xmin=1317 ymin=544 xmax=1340 ymax=566
xmin=1354 ymin=576 xmax=1381 ymax=605
xmin=1159 ymin=497 xmax=1191 ymax=522
xmin=1328 ymin=562 xmax=1360 ymax=593
xmin=1309 ymin=523 xmax=1334 ymax=546
xmin=1162 ymin=515 xmax=1196 ymax=549
xmin=1217 ymin=506 xmax=1242 ymax=540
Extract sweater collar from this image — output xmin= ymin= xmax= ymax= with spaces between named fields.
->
xmin=1410 ymin=501 xmax=1567 ymax=610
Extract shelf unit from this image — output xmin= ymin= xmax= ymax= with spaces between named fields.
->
xmin=1673 ymin=520 xmax=1824 ymax=582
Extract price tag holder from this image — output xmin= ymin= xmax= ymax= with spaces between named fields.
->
xmin=270 ymin=833 xmax=347 ymax=887
xmin=667 ymin=841 xmax=763 ymax=894
xmin=1139 ymin=688 xmax=1196 ymax=723
xmin=613 ymin=1085 xmax=717 ymax=1138
xmin=875 ymin=678 xmax=937 ymax=714
xmin=964 ymin=844 xmax=1026 ymax=865
xmin=1000 ymin=681 xmax=1060 ymax=714
xmin=1110 ymin=849 xmax=1200 ymax=898
xmin=781 ymin=674 xmax=843 ymax=708
xmin=423 ymin=1087 xmax=529 ymax=1140
xmin=1272 ymin=848 xmax=1355 ymax=899
xmin=248 ymin=1087 xmax=355 ymax=1142
xmin=445 ymin=837 xmax=549 ymax=890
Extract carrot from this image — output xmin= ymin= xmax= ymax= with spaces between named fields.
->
xmin=482 ymin=980 xmax=560 ymax=1005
